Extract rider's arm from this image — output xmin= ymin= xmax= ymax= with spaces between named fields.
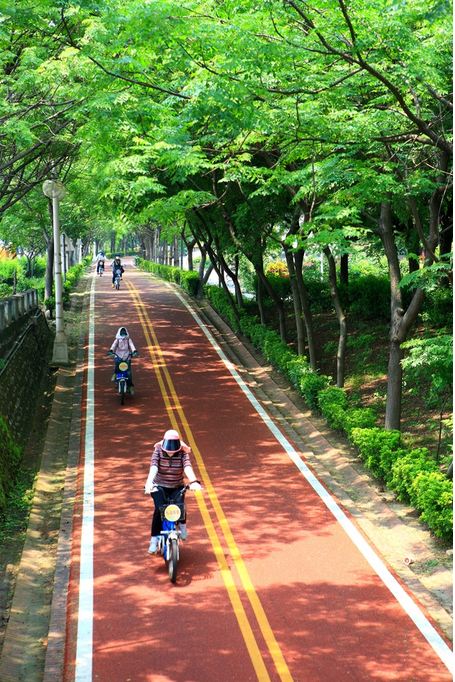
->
xmin=184 ymin=465 xmax=201 ymax=489
xmin=110 ymin=339 xmax=118 ymax=353
xmin=144 ymin=463 xmax=158 ymax=493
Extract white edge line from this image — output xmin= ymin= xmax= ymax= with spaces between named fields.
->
xmin=75 ymin=273 xmax=95 ymax=682
xmin=173 ymin=289 xmax=453 ymax=673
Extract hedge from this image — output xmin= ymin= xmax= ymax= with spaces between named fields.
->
xmin=138 ymin=258 xmax=200 ymax=297
xmin=138 ymin=263 xmax=453 ymax=541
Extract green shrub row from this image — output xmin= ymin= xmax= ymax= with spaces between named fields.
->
xmin=137 ymin=258 xmax=200 ymax=297
xmin=350 ymin=429 xmax=452 ymax=539
xmin=0 ymin=416 xmax=22 ymax=513
xmin=140 ymin=268 xmax=453 ymax=541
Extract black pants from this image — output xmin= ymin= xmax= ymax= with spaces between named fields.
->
xmin=97 ymin=261 xmax=104 ymax=273
xmin=150 ymin=486 xmax=186 ymax=536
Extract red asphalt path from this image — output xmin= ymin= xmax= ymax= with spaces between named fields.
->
xmin=64 ymin=261 xmax=453 ymax=682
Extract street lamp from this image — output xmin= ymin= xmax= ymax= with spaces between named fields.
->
xmin=42 ymin=179 xmax=68 ymax=365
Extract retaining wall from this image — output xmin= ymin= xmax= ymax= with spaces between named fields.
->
xmin=0 ymin=309 xmax=53 ymax=445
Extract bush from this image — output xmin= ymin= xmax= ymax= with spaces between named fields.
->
xmin=285 ymin=355 xmax=310 ymax=389
xmin=350 ymin=427 xmax=402 ymax=480
xmin=300 ymin=372 xmax=331 ymax=410
xmin=411 ymin=470 xmax=453 ymax=540
xmin=318 ymin=387 xmax=348 ymax=429
xmin=421 ymin=288 xmax=453 ymax=328
xmin=389 ymin=448 xmax=436 ymax=502
xmin=180 ymin=270 xmax=200 ymax=296
xmin=0 ymin=416 xmax=22 ymax=512
xmin=0 ymin=283 xmax=13 ymax=298
xmin=343 ymin=407 xmax=377 ymax=436
xmin=204 ymin=285 xmax=240 ymax=332
xmin=340 ymin=274 xmax=390 ymax=320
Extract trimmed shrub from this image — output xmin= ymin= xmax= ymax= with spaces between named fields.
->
xmin=389 ymin=448 xmax=436 ymax=502
xmin=318 ymin=387 xmax=348 ymax=430
xmin=285 ymin=355 xmax=310 ymax=389
xmin=350 ymin=427 xmax=403 ymax=480
xmin=343 ymin=407 xmax=377 ymax=436
xmin=180 ymin=270 xmax=200 ymax=296
xmin=204 ymin=285 xmax=240 ymax=332
xmin=341 ymin=274 xmax=390 ymax=320
xmin=411 ymin=470 xmax=453 ymax=540
xmin=300 ymin=372 xmax=331 ymax=410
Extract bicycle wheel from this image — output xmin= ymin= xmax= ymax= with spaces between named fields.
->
xmin=120 ymin=381 xmax=126 ymax=404
xmin=167 ymin=538 xmax=179 ymax=583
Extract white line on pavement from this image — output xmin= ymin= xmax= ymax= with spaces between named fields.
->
xmin=75 ymin=273 xmax=96 ymax=682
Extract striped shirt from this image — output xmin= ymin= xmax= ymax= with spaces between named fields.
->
xmin=151 ymin=444 xmax=191 ymax=488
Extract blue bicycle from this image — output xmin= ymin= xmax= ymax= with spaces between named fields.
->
xmin=157 ymin=484 xmax=197 ymax=583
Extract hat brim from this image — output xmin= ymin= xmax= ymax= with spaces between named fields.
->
xmin=162 ymin=439 xmax=181 ymax=453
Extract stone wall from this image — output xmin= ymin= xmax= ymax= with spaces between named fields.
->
xmin=0 ymin=310 xmax=53 ymax=445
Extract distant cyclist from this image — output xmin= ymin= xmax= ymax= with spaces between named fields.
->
xmin=95 ymin=251 xmax=105 ymax=275
xmin=111 ymin=255 xmax=124 ymax=287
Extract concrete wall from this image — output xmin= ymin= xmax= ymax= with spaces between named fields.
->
xmin=0 ymin=310 xmax=52 ymax=445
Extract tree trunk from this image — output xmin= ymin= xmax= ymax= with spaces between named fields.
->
xmin=379 ymin=202 xmax=425 ymax=430
xmin=324 ymin=246 xmax=347 ymax=387
xmin=284 ymin=247 xmax=305 ymax=355
xmin=294 ymin=251 xmax=317 ymax=370
xmin=256 ymin=276 xmax=266 ymax=325
xmin=256 ymin=264 xmax=287 ymax=341
xmin=340 ymin=253 xmax=349 ymax=286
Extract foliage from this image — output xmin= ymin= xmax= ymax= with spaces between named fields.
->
xmin=139 ymin=258 xmax=201 ymax=297
xmin=411 ymin=471 xmax=453 ymax=540
xmin=350 ymin=428 xmax=403 ymax=481
xmin=300 ymin=372 xmax=331 ymax=410
xmin=318 ymin=387 xmax=348 ymax=430
xmin=341 ymin=275 xmax=390 ymax=320
xmin=389 ymin=448 xmax=435 ymax=501
xmin=401 ymin=335 xmax=452 ymax=410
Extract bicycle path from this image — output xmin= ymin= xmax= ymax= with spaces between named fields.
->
xmin=61 ymin=262 xmax=453 ymax=681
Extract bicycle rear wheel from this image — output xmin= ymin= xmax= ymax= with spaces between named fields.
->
xmin=167 ymin=538 xmax=179 ymax=583
xmin=119 ymin=381 xmax=126 ymax=404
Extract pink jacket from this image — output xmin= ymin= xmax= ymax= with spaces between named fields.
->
xmin=110 ymin=327 xmax=136 ymax=360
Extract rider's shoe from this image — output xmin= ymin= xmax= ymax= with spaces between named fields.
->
xmin=111 ymin=373 xmax=116 ymax=381
xmin=129 ymin=386 xmax=135 ymax=396
xmin=179 ymin=523 xmax=188 ymax=540
xmin=148 ymin=537 xmax=159 ymax=554
xmin=111 ymin=284 xmax=115 ymax=288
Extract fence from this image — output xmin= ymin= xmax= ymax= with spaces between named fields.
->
xmin=0 ymin=289 xmax=39 ymax=331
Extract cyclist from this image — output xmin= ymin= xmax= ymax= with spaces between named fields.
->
xmin=95 ymin=250 xmax=105 ymax=274
xmin=108 ymin=326 xmax=138 ymax=392
xmin=111 ymin=255 xmax=124 ymax=287
xmin=144 ymin=429 xmax=202 ymax=554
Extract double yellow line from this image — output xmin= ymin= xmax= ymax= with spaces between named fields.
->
xmin=126 ymin=280 xmax=293 ymax=682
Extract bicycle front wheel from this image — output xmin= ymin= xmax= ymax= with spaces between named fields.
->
xmin=167 ymin=538 xmax=179 ymax=583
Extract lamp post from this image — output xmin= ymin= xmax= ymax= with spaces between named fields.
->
xmin=42 ymin=179 xmax=68 ymax=365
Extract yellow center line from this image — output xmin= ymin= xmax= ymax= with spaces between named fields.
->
xmin=126 ymin=281 xmax=271 ymax=682
xmin=127 ymin=279 xmax=293 ymax=682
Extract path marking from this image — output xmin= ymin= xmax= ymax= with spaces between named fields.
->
xmin=166 ymin=284 xmax=453 ymax=674
xmin=74 ymin=273 xmax=96 ymax=681
xmin=128 ymin=281 xmax=292 ymax=681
